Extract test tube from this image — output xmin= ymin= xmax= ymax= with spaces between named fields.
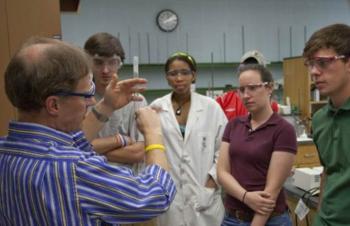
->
xmin=132 ymin=56 xmax=139 ymax=101
xmin=133 ymin=56 xmax=139 ymax=78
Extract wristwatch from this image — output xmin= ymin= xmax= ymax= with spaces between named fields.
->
xmin=91 ymin=106 xmax=109 ymax=122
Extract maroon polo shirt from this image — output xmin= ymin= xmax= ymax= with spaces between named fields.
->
xmin=222 ymin=112 xmax=297 ymax=214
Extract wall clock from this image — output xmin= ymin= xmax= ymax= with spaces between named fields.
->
xmin=156 ymin=9 xmax=179 ymax=32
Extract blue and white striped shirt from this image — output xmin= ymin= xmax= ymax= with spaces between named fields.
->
xmin=0 ymin=121 xmax=176 ymax=226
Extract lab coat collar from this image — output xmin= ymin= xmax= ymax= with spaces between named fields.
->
xmin=163 ymin=92 xmax=204 ymax=143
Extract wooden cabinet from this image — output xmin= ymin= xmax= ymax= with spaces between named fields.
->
xmin=283 ymin=57 xmax=327 ymax=130
xmin=0 ymin=0 xmax=16 ymax=136
xmin=287 ymin=196 xmax=318 ymax=226
xmin=294 ymin=142 xmax=321 ymax=168
xmin=0 ymin=0 xmax=61 ymax=135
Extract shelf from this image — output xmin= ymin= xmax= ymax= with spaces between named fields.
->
xmin=120 ymin=61 xmax=282 ymax=68
xmin=310 ymin=100 xmax=328 ymax=105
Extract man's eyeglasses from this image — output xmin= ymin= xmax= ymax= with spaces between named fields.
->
xmin=166 ymin=69 xmax=193 ymax=77
xmin=54 ymin=82 xmax=95 ymax=100
xmin=304 ymin=55 xmax=346 ymax=71
xmin=93 ymin=55 xmax=122 ymax=70
xmin=238 ymin=82 xmax=269 ymax=94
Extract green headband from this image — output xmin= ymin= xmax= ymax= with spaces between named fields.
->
xmin=170 ymin=51 xmax=195 ymax=66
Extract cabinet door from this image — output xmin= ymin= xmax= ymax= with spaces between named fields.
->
xmin=0 ymin=0 xmax=61 ymax=136
xmin=295 ymin=143 xmax=321 ymax=168
xmin=6 ymin=0 xmax=61 ymax=55
xmin=0 ymin=0 xmax=16 ymax=136
xmin=283 ymin=57 xmax=310 ymax=119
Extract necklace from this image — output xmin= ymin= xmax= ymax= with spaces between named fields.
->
xmin=175 ymin=105 xmax=182 ymax=116
xmin=173 ymin=97 xmax=190 ymax=116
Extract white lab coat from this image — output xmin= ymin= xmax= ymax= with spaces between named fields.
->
xmin=151 ymin=92 xmax=227 ymax=226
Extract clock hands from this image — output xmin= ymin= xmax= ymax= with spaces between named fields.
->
xmin=163 ymin=15 xmax=177 ymax=24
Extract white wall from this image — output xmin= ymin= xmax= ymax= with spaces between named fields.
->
xmin=61 ymin=0 xmax=350 ymax=63
xmin=61 ymin=0 xmax=350 ymax=99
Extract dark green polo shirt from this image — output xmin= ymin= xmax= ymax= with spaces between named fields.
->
xmin=312 ymin=98 xmax=350 ymax=226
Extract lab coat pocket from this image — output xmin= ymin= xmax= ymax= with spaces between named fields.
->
xmin=194 ymin=186 xmax=216 ymax=211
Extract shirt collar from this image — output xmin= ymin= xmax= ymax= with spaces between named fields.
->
xmin=326 ymin=97 xmax=350 ymax=114
xmin=238 ymin=112 xmax=279 ymax=130
xmin=8 ymin=121 xmax=75 ymax=146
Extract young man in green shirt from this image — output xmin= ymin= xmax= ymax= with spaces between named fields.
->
xmin=303 ymin=23 xmax=350 ymax=226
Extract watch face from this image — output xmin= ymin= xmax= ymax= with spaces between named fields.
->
xmin=157 ymin=9 xmax=178 ymax=32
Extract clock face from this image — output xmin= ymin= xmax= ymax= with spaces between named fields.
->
xmin=156 ymin=9 xmax=178 ymax=32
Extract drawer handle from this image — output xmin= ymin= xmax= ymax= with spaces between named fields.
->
xmin=304 ymin=153 xmax=316 ymax=158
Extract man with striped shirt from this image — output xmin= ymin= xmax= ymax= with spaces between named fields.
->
xmin=0 ymin=37 xmax=176 ymax=226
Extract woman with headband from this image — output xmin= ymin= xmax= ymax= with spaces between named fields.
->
xmin=150 ymin=52 xmax=227 ymax=226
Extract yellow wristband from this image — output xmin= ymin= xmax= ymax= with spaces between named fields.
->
xmin=145 ymin=144 xmax=165 ymax=153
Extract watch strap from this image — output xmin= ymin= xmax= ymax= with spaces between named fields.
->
xmin=91 ymin=106 xmax=109 ymax=122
